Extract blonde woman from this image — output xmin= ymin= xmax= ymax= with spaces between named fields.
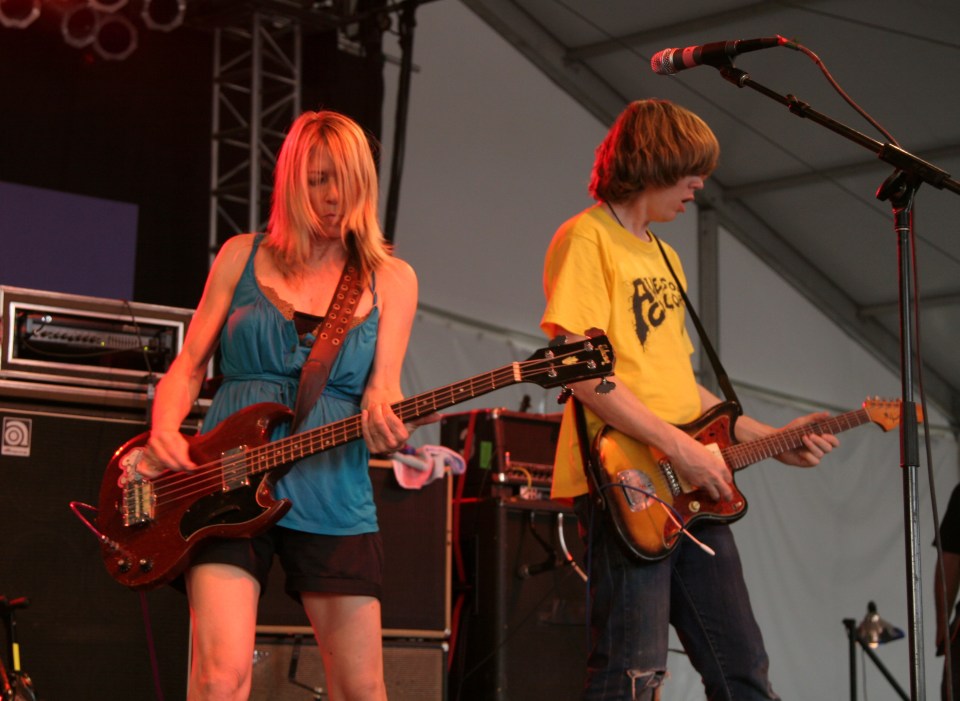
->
xmin=142 ymin=111 xmax=417 ymax=701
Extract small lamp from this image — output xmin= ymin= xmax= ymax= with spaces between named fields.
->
xmin=844 ymin=602 xmax=909 ymax=701
xmin=856 ymin=601 xmax=905 ymax=648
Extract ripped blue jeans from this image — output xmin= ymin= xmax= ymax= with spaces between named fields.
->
xmin=574 ymin=496 xmax=779 ymax=701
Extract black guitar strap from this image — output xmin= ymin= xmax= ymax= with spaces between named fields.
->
xmin=653 ymin=234 xmax=741 ymax=413
xmin=572 ymin=396 xmax=605 ymax=509
xmin=570 ymin=235 xmax=739 ymax=511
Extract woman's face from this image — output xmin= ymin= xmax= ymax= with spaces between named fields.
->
xmin=308 ymin=148 xmax=342 ymax=238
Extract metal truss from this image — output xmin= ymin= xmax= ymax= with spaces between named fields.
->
xmin=208 ymin=10 xmax=302 ymax=265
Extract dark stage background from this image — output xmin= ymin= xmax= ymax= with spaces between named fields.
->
xmin=0 ymin=6 xmax=389 ymax=700
xmin=0 ymin=4 xmax=385 ymax=309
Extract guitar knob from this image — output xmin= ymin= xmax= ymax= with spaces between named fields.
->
xmin=117 ymin=559 xmax=132 ymax=573
xmin=689 ymin=501 xmax=701 ymax=513
xmin=139 ymin=559 xmax=154 ymax=572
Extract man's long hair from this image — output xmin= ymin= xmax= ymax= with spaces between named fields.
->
xmin=590 ymin=99 xmax=720 ymax=203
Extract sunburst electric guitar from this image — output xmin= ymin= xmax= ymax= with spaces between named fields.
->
xmin=589 ymin=397 xmax=912 ymax=561
xmin=96 ymin=336 xmax=614 ymax=590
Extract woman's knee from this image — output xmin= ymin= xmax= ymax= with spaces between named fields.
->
xmin=328 ymin=670 xmax=386 ymax=701
xmin=190 ymin=657 xmax=251 ymax=701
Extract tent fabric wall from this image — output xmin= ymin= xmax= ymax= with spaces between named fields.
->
xmin=383 ymin=1 xmax=960 ymax=697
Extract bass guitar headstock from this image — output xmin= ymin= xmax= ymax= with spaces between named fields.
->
xmin=524 ymin=334 xmax=615 ymax=389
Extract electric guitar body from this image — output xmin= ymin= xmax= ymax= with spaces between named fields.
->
xmin=589 ymin=398 xmax=911 ymax=561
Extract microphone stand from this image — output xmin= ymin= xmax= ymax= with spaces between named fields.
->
xmin=712 ymin=61 xmax=960 ymax=701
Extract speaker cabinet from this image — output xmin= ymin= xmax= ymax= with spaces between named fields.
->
xmin=251 ymin=633 xmax=447 ymax=701
xmin=452 ymin=497 xmax=587 ymax=700
xmin=0 ymin=400 xmax=190 ymax=701
xmin=257 ymin=461 xmax=451 ymax=638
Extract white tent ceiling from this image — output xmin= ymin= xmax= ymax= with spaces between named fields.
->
xmin=460 ymin=0 xmax=960 ymax=427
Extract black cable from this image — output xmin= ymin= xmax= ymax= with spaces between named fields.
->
xmin=383 ymin=1 xmax=418 ymax=242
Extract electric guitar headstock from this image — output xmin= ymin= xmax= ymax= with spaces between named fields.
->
xmin=862 ymin=397 xmax=923 ymax=432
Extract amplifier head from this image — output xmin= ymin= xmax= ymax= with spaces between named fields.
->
xmin=0 ymin=285 xmax=198 ymax=395
xmin=440 ymin=407 xmax=561 ymax=498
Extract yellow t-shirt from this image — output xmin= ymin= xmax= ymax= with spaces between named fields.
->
xmin=541 ymin=204 xmax=701 ymax=498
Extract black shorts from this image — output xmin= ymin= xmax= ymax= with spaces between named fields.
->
xmin=188 ymin=526 xmax=384 ymax=602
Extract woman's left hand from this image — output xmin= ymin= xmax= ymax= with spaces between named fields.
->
xmin=361 ymin=402 xmax=443 ymax=454
xmin=361 ymin=401 xmax=410 ymax=454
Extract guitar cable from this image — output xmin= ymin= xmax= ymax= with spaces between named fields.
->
xmin=68 ymin=500 xmax=167 ymax=701
xmin=556 ymin=512 xmax=588 ymax=582
xmin=121 ymin=300 xmax=158 ymax=428
xmin=602 ymin=483 xmax=716 ymax=557
xmin=68 ymin=501 xmax=127 ymax=555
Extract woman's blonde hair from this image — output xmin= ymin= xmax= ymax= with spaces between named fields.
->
xmin=589 ymin=99 xmax=720 ymax=203
xmin=265 ymin=110 xmax=390 ymax=282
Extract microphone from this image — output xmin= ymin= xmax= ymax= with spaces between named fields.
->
xmin=650 ymin=36 xmax=789 ymax=75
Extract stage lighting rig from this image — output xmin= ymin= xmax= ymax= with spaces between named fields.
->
xmin=2 ymin=0 xmax=187 ymax=60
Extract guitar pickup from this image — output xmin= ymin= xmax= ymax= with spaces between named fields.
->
xmin=221 ymin=446 xmax=252 ymax=491
xmin=617 ymin=470 xmax=655 ymax=512
xmin=121 ymin=480 xmax=155 ymax=526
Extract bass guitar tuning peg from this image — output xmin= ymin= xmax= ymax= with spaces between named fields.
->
xmin=595 ymin=378 xmax=616 ymax=394
xmin=549 ymin=335 xmax=568 ymax=347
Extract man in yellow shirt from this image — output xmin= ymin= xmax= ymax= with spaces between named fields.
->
xmin=541 ymin=99 xmax=839 ymax=700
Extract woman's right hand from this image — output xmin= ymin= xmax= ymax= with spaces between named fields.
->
xmin=115 ymin=429 xmax=192 ymax=487
xmin=145 ymin=428 xmax=197 ymax=475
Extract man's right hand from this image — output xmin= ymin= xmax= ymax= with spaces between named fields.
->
xmin=669 ymin=432 xmax=734 ymax=502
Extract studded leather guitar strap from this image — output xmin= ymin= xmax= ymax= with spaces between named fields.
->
xmin=292 ymin=255 xmax=364 ymax=432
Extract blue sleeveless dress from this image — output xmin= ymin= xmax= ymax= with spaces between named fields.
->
xmin=200 ymin=234 xmax=379 ymax=535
